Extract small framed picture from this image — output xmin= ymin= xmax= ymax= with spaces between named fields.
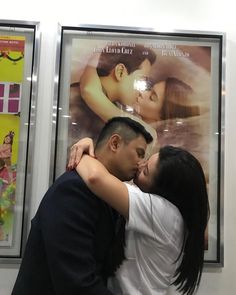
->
xmin=51 ymin=24 xmax=225 ymax=266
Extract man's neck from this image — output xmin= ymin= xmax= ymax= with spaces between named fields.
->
xmin=100 ymin=76 xmax=118 ymax=102
xmin=95 ymin=148 xmax=115 ymax=176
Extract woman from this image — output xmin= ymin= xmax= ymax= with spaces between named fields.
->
xmin=71 ymin=139 xmax=209 ymax=295
xmin=134 ymin=77 xmax=200 ymax=125
xmin=0 ymin=131 xmax=15 ymax=167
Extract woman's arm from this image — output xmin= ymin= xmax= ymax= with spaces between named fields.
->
xmin=80 ymin=66 xmax=125 ymax=122
xmin=76 ymin=155 xmax=129 ymax=219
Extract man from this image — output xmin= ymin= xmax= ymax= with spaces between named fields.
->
xmin=12 ymin=117 xmax=153 ymax=295
xmin=69 ymin=44 xmax=156 ymax=144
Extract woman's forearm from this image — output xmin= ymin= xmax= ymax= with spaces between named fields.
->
xmin=76 ymin=155 xmax=129 ymax=218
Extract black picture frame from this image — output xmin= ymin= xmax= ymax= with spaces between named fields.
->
xmin=51 ymin=24 xmax=225 ymax=266
xmin=0 ymin=19 xmax=40 ymax=263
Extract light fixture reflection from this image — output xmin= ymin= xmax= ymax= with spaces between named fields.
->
xmin=134 ymin=79 xmax=148 ymax=91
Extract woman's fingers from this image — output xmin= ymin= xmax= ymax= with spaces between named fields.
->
xmin=67 ymin=138 xmax=95 ymax=169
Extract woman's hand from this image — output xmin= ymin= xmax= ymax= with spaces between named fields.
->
xmin=67 ymin=137 xmax=95 ymax=170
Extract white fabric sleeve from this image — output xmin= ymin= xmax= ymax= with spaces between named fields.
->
xmin=125 ymin=183 xmax=184 ymax=247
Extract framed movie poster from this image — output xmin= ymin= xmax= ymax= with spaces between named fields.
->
xmin=0 ymin=20 xmax=40 ymax=263
xmin=51 ymin=25 xmax=225 ymax=266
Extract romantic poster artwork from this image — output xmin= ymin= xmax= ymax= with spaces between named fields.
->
xmin=0 ymin=21 xmax=40 ymax=262
xmin=53 ymin=26 xmax=225 ymax=265
xmin=69 ymin=39 xmax=211 ymax=181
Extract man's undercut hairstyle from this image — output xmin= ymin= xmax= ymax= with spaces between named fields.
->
xmin=95 ymin=117 xmax=153 ymax=150
xmin=96 ymin=44 xmax=156 ymax=77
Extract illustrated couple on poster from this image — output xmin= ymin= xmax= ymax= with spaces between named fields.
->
xmin=68 ymin=39 xmax=211 ymax=184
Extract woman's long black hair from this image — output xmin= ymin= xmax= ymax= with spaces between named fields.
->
xmin=151 ymin=146 xmax=210 ymax=295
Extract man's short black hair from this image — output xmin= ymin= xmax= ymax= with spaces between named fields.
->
xmin=95 ymin=116 xmax=153 ymax=150
xmin=97 ymin=44 xmax=156 ymax=77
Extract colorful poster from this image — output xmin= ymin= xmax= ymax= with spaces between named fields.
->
xmin=0 ymin=36 xmax=25 ymax=246
xmin=0 ymin=114 xmax=20 ymax=246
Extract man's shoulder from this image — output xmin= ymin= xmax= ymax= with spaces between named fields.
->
xmin=50 ymin=170 xmax=96 ymax=196
xmin=46 ymin=170 xmax=100 ymax=202
xmin=55 ymin=169 xmax=83 ymax=183
xmin=36 ymin=170 xmax=103 ymax=217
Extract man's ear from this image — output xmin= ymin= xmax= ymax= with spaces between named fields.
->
xmin=114 ymin=63 xmax=128 ymax=81
xmin=108 ymin=134 xmax=122 ymax=152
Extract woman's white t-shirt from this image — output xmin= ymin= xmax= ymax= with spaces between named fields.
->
xmin=109 ymin=183 xmax=184 ymax=295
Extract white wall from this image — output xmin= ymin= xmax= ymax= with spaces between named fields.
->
xmin=1 ymin=0 xmax=236 ymax=294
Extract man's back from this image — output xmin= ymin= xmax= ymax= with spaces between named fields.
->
xmin=12 ymin=170 xmax=115 ymax=295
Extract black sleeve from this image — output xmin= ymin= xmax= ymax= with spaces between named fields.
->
xmin=40 ymin=176 xmax=113 ymax=295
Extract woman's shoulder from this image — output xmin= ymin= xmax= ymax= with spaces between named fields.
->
xmin=124 ymin=182 xmax=150 ymax=200
xmin=125 ymin=182 xmax=183 ymax=229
